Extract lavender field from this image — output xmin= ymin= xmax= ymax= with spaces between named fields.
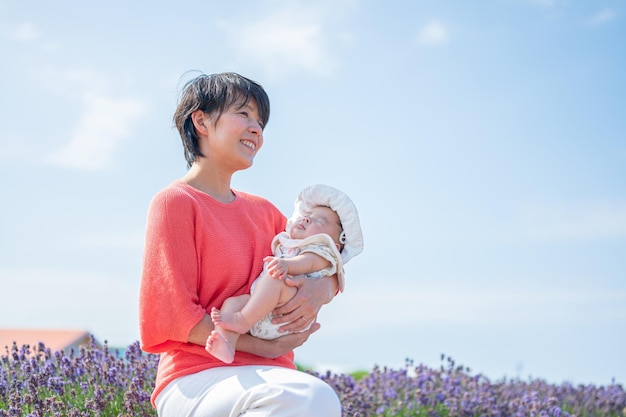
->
xmin=1 ymin=338 xmax=624 ymax=417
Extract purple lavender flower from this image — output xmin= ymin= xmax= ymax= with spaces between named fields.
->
xmin=1 ymin=340 xmax=624 ymax=417
xmin=0 ymin=337 xmax=158 ymax=416
xmin=314 ymin=355 xmax=625 ymax=417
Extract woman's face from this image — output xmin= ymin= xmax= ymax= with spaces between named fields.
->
xmin=202 ymin=98 xmax=265 ymax=172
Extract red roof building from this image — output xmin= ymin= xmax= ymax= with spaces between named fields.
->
xmin=0 ymin=328 xmax=99 ymax=354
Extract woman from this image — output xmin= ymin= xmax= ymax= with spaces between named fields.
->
xmin=139 ymin=72 xmax=341 ymax=416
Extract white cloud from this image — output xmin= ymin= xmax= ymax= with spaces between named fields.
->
xmin=3 ymin=21 xmax=58 ymax=51
xmin=586 ymin=8 xmax=617 ymax=27
xmin=521 ymin=201 xmax=626 ymax=241
xmin=37 ymin=67 xmax=110 ymax=101
xmin=217 ymin=4 xmax=346 ymax=78
xmin=11 ymin=22 xmax=40 ymax=41
xmin=45 ymin=94 xmax=149 ymax=171
xmin=416 ymin=20 xmax=448 ymax=47
xmin=1 ymin=53 xmax=147 ymax=170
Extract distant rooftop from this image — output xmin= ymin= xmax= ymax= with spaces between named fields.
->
xmin=0 ymin=328 xmax=99 ymax=354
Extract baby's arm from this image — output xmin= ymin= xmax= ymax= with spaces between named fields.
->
xmin=263 ymin=253 xmax=330 ymax=280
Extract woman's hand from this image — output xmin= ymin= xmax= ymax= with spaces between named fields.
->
xmin=271 ymin=275 xmax=338 ymax=333
xmin=238 ymin=322 xmax=321 ymax=358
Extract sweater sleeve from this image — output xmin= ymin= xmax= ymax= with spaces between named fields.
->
xmin=139 ymin=188 xmax=207 ymax=353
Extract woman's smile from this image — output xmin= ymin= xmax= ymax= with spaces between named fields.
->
xmin=240 ymin=139 xmax=257 ymax=151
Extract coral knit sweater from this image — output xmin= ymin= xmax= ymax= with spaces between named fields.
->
xmin=139 ymin=181 xmax=294 ymax=405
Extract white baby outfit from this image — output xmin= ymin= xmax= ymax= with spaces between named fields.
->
xmin=249 ymin=232 xmax=342 ymax=339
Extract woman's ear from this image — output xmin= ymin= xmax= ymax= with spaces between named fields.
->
xmin=191 ymin=110 xmax=209 ymax=136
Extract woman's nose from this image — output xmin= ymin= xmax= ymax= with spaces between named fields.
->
xmin=248 ymin=120 xmax=262 ymax=136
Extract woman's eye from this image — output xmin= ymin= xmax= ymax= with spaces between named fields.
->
xmin=240 ymin=111 xmax=249 ymax=117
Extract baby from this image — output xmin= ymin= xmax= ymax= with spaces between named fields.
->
xmin=206 ymin=184 xmax=364 ymax=363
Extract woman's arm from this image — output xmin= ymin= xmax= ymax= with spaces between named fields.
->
xmin=186 ymin=314 xmax=214 ymax=346
xmin=186 ymin=311 xmax=321 ymax=358
xmin=140 ymin=190 xmax=208 ymax=352
xmin=237 ymin=322 xmax=321 ymax=358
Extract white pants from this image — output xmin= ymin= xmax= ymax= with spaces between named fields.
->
xmin=155 ymin=365 xmax=341 ymax=417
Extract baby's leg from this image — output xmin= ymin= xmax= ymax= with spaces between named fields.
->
xmin=206 ymin=295 xmax=249 ymax=363
xmin=212 ymin=273 xmax=297 ymax=334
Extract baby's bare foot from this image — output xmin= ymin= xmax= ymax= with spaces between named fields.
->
xmin=205 ymin=330 xmax=235 ymax=364
xmin=211 ymin=307 xmax=251 ymax=334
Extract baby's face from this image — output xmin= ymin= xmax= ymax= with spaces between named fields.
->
xmin=290 ymin=206 xmax=343 ymax=244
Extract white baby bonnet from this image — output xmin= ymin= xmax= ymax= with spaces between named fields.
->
xmin=286 ymin=184 xmax=364 ymax=265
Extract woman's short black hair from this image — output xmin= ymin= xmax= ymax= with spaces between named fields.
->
xmin=173 ymin=72 xmax=270 ymax=168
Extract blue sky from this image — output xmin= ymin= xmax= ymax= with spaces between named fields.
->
xmin=1 ymin=0 xmax=624 ymax=386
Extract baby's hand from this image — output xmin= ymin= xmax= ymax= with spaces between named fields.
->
xmin=264 ymin=256 xmax=288 ymax=280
